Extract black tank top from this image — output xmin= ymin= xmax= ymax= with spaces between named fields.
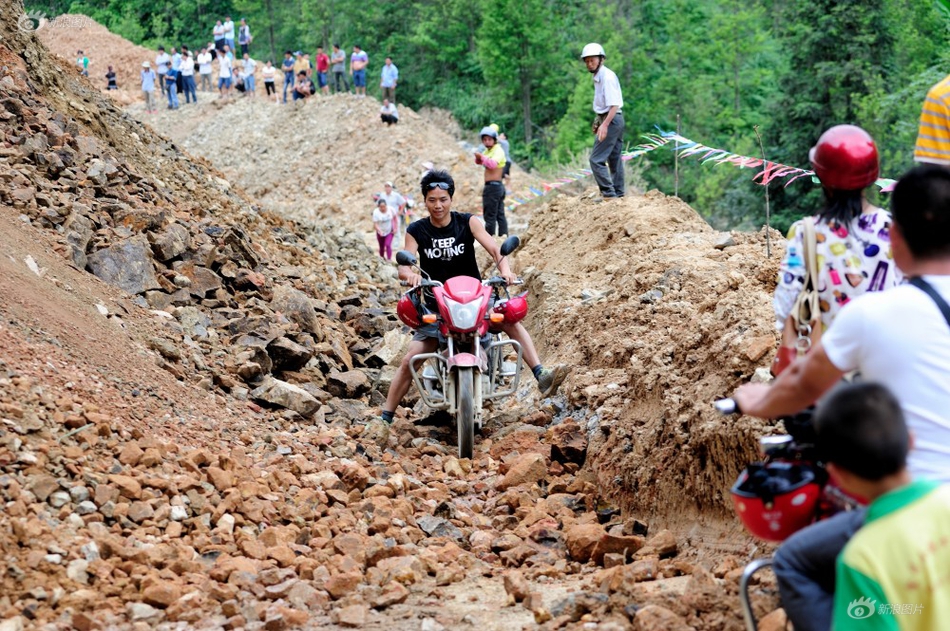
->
xmin=407 ymin=212 xmax=480 ymax=284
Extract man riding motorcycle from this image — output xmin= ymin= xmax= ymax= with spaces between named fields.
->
xmin=731 ymin=165 xmax=950 ymax=631
xmin=364 ymin=169 xmax=568 ymax=447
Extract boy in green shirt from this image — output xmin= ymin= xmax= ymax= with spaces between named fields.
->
xmin=816 ymin=383 xmax=950 ymax=630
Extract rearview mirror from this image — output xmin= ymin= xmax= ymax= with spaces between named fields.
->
xmin=500 ymin=236 xmax=520 ymax=257
xmin=395 ymin=250 xmax=417 ymax=266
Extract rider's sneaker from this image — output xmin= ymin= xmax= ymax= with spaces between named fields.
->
xmin=537 ymin=365 xmax=569 ymax=398
xmin=362 ymin=418 xmax=391 ymax=448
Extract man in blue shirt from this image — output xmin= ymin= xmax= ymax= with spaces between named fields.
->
xmin=380 ymin=57 xmax=398 ymax=103
xmin=164 ymin=63 xmax=179 ymax=110
xmin=281 ymin=51 xmax=295 ymax=103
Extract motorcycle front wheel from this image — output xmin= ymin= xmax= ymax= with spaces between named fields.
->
xmin=457 ymin=367 xmax=475 ymax=459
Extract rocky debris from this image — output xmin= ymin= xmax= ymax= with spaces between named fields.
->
xmin=0 ymin=23 xmax=402 ymax=417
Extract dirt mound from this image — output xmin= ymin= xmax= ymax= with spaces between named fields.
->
xmin=35 ymin=13 xmax=152 ymax=105
xmin=518 ymin=190 xmax=784 ymax=520
xmin=134 ymin=95 xmax=540 ymax=231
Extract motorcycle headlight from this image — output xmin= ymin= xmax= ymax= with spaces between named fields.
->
xmin=444 ymin=297 xmax=481 ymax=330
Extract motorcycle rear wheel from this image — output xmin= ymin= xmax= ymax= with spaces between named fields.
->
xmin=457 ymin=368 xmax=475 ymax=459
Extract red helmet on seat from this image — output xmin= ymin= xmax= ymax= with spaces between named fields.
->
xmin=808 ymin=125 xmax=879 ymax=190
xmin=731 ymin=462 xmax=823 ymax=542
xmin=494 ymin=294 xmax=528 ymax=324
xmin=397 ymin=293 xmax=422 ymax=328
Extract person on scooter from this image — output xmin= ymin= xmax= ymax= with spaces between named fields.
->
xmin=732 ymin=164 xmax=950 ymax=631
xmin=364 ymin=169 xmax=568 ymax=447
xmin=772 ymin=125 xmax=902 ymax=376
xmin=813 ymin=382 xmax=950 ymax=631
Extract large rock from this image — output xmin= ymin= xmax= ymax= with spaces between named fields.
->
xmin=565 ymin=523 xmax=606 ymax=563
xmin=267 ymin=337 xmax=314 ymax=372
xmin=368 ymin=327 xmax=410 ymax=367
xmin=63 ymin=212 xmax=93 ymax=268
xmin=86 ymin=235 xmax=161 ymax=294
xmin=149 ymin=223 xmax=191 ymax=261
xmin=326 ymin=370 xmax=370 ymax=398
xmin=251 ymin=377 xmax=320 ymax=416
xmin=591 ymin=533 xmax=645 ymax=565
xmin=496 ymin=453 xmax=547 ymax=491
xmin=634 ymin=605 xmax=694 ymax=631
xmin=271 ymin=285 xmax=321 ymax=336
xmin=546 ymin=421 xmax=588 ymax=466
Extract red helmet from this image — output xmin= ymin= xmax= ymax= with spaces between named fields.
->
xmin=808 ymin=125 xmax=879 ymax=190
xmin=731 ymin=462 xmax=823 ymax=542
xmin=396 ymin=294 xmax=421 ymax=328
xmin=494 ymin=294 xmax=528 ymax=324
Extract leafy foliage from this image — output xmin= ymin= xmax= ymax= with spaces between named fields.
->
xmin=28 ymin=0 xmax=950 ymax=230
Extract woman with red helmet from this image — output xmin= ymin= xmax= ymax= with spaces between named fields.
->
xmin=774 ymin=125 xmax=904 ymax=349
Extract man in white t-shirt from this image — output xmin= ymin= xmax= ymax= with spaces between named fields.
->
xmin=732 ymin=164 xmax=950 ymax=631
xmin=197 ymin=47 xmax=213 ymax=92
xmin=179 ymin=51 xmax=197 ymax=103
xmin=217 ymin=52 xmax=233 ymax=99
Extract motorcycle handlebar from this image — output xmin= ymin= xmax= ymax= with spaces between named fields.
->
xmin=484 ymin=277 xmax=524 ymax=287
xmin=399 ymin=279 xmax=444 ymax=288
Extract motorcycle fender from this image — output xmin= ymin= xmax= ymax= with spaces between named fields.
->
xmin=447 ymin=353 xmax=482 ymax=370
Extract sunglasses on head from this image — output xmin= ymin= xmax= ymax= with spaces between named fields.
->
xmin=427 ymin=182 xmax=451 ymax=190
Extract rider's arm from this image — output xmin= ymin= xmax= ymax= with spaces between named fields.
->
xmin=733 ymin=343 xmax=844 ymax=418
xmin=399 ymin=233 xmax=422 ymax=286
xmin=470 ymin=217 xmax=516 ymax=283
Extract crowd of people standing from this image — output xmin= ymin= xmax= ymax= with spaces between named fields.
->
xmin=130 ymin=18 xmax=402 ymax=112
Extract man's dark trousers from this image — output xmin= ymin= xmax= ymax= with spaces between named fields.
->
xmin=590 ymin=113 xmax=625 ymax=197
xmin=482 ymin=181 xmax=507 ymax=236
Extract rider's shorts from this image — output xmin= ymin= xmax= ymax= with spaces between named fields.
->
xmin=411 ymin=322 xmax=440 ymax=343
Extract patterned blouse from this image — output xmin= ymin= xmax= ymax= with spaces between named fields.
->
xmin=773 ymin=209 xmax=903 ymax=331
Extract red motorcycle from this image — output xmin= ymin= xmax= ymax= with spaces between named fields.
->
xmin=715 ymin=400 xmax=864 ymax=631
xmin=395 ymin=236 xmax=528 ymax=459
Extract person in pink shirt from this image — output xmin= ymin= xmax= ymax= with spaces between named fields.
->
xmin=315 ymin=46 xmax=330 ymax=95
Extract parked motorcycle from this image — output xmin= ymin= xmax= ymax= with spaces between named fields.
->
xmin=394 ymin=236 xmax=527 ymax=459
xmin=714 ymin=399 xmax=863 ymax=631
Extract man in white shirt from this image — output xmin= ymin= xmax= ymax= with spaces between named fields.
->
xmin=732 ymin=164 xmax=950 ymax=631
xmin=581 ymin=42 xmax=624 ymax=200
xmin=241 ymin=53 xmax=257 ymax=97
xmin=155 ymin=46 xmax=170 ymax=97
xmin=218 ymin=52 xmax=233 ymax=99
xmin=179 ymin=51 xmax=197 ymax=103
xmin=379 ymin=99 xmax=398 ymax=125
xmin=197 ymin=47 xmax=213 ymax=92
xmin=222 ymin=16 xmax=235 ymax=52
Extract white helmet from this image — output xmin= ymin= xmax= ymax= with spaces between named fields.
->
xmin=479 ymin=126 xmax=498 ymax=140
xmin=581 ymin=43 xmax=606 ymax=59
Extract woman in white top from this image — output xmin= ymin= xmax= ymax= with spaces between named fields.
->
xmin=262 ymin=61 xmax=277 ymax=100
xmin=774 ymin=125 xmax=903 ymax=335
xmin=372 ymin=198 xmax=398 ymax=260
